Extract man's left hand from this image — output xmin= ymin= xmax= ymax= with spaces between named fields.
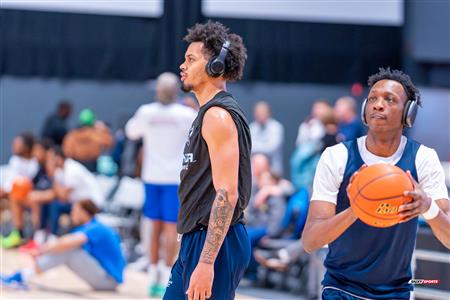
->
xmin=186 ymin=262 xmax=214 ymax=300
xmin=398 ymin=171 xmax=431 ymax=223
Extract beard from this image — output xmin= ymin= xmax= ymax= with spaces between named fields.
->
xmin=181 ymin=82 xmax=193 ymax=93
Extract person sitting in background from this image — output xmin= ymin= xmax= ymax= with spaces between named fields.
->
xmin=62 ymin=109 xmax=114 ymax=172
xmin=250 ymin=101 xmax=285 ymax=174
xmin=334 ymin=96 xmax=365 ymax=142
xmin=254 ymin=238 xmax=326 ymax=299
xmin=46 ymin=146 xmax=104 ymax=236
xmin=0 ymin=199 xmax=125 ymax=291
xmin=320 ymin=103 xmax=338 ymax=151
xmin=291 ymin=100 xmax=332 ymax=192
xmin=41 ymin=101 xmax=72 ymax=146
xmin=250 ymin=154 xmax=294 ymax=206
xmin=5 ymin=139 xmax=55 ymax=250
xmin=245 ymin=154 xmax=293 ymax=281
xmin=246 ymin=170 xmax=287 ymax=252
xmin=1 ymin=132 xmax=39 ymax=247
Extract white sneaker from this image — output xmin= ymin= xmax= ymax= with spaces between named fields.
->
xmin=128 ymin=256 xmax=149 ymax=272
xmin=33 ymin=230 xmax=47 ymax=245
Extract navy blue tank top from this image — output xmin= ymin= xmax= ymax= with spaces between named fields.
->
xmin=323 ymin=138 xmax=421 ymax=299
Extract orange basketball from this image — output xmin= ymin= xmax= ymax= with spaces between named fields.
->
xmin=347 ymin=164 xmax=414 ymax=228
xmin=10 ymin=176 xmax=33 ymax=202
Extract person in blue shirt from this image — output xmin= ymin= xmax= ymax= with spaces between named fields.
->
xmin=334 ymin=96 xmax=365 ymax=142
xmin=303 ymin=68 xmax=449 ymax=300
xmin=1 ymin=199 xmax=126 ymax=291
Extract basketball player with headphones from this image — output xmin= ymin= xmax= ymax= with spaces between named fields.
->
xmin=302 ymin=68 xmax=449 ymax=299
xmin=163 ymin=21 xmax=251 ymax=300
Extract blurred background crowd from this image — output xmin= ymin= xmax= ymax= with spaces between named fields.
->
xmin=0 ymin=1 xmax=449 ymax=299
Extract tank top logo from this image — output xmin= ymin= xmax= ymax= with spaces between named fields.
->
xmin=182 ymin=153 xmax=196 ymax=170
xmin=188 ymin=126 xmax=195 ymax=137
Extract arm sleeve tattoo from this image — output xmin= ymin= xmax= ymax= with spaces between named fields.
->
xmin=199 ymin=188 xmax=234 ymax=264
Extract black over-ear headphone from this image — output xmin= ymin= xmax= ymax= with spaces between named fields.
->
xmin=205 ymin=40 xmax=230 ymax=78
xmin=361 ymin=93 xmax=419 ymax=128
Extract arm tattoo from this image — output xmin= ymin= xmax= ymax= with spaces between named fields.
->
xmin=200 ymin=188 xmax=234 ymax=264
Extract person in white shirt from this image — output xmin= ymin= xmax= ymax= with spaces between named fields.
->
xmin=250 ymin=101 xmax=285 ymax=174
xmin=1 ymin=132 xmax=39 ymax=248
xmin=46 ymin=146 xmax=103 ymax=236
xmin=125 ymin=72 xmax=196 ymax=297
xmin=303 ymin=68 xmax=449 ymax=300
xmin=1 ymin=133 xmax=39 ymax=197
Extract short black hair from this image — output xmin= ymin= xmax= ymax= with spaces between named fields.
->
xmin=18 ymin=132 xmax=35 ymax=152
xmin=184 ymin=21 xmax=247 ymax=81
xmin=367 ymin=67 xmax=422 ymax=106
xmin=58 ymin=100 xmax=72 ymax=111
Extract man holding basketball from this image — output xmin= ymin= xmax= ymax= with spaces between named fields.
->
xmin=163 ymin=21 xmax=251 ymax=300
xmin=303 ymin=68 xmax=449 ymax=299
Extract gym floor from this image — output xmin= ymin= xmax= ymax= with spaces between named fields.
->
xmin=0 ymin=249 xmax=304 ymax=300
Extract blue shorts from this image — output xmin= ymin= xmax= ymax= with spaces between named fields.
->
xmin=163 ymin=223 xmax=251 ymax=300
xmin=142 ymin=183 xmax=179 ymax=223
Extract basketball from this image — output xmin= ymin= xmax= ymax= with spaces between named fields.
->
xmin=347 ymin=164 xmax=414 ymax=228
xmin=10 ymin=176 xmax=33 ymax=202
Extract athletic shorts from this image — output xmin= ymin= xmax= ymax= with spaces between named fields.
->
xmin=142 ymin=183 xmax=179 ymax=223
xmin=163 ymin=223 xmax=251 ymax=300
xmin=322 ymin=287 xmax=372 ymax=300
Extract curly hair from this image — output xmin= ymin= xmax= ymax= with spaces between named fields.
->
xmin=184 ymin=21 xmax=247 ymax=81
xmin=367 ymin=67 xmax=422 ymax=106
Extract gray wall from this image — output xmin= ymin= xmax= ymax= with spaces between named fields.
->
xmin=409 ymin=0 xmax=450 ymax=63
xmin=1 ymin=76 xmax=449 ymax=175
xmin=409 ymin=87 xmax=450 ymax=160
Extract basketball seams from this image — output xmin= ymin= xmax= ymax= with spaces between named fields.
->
xmin=348 ymin=165 xmax=413 ymax=227
xmin=358 ymin=193 xmax=409 ymax=201
xmin=355 ymin=172 xmax=407 ymax=200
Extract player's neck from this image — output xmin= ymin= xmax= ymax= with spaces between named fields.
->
xmin=194 ymin=81 xmax=227 ymax=107
xmin=366 ymin=131 xmax=402 ymax=157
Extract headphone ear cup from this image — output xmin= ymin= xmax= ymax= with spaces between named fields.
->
xmin=205 ymin=57 xmax=216 ymax=77
xmin=361 ymin=98 xmax=368 ymax=125
xmin=403 ymin=100 xmax=418 ymax=127
xmin=206 ymin=56 xmax=225 ymax=78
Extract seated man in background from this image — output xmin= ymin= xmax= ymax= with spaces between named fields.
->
xmin=62 ymin=109 xmax=114 ymax=173
xmin=46 ymin=146 xmax=104 ymax=236
xmin=1 ymin=132 xmax=39 ymax=247
xmin=6 ymin=139 xmax=55 ymax=250
xmin=245 ymin=154 xmax=294 ymax=281
xmin=0 ymin=199 xmax=126 ymax=291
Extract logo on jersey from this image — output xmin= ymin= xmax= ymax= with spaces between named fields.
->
xmin=183 ymin=153 xmax=195 ymax=164
xmin=188 ymin=126 xmax=195 ymax=137
xmin=182 ymin=153 xmax=196 ymax=170
xmin=185 ymin=125 xmax=195 ymax=148
xmin=376 ymin=203 xmax=398 ymax=215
